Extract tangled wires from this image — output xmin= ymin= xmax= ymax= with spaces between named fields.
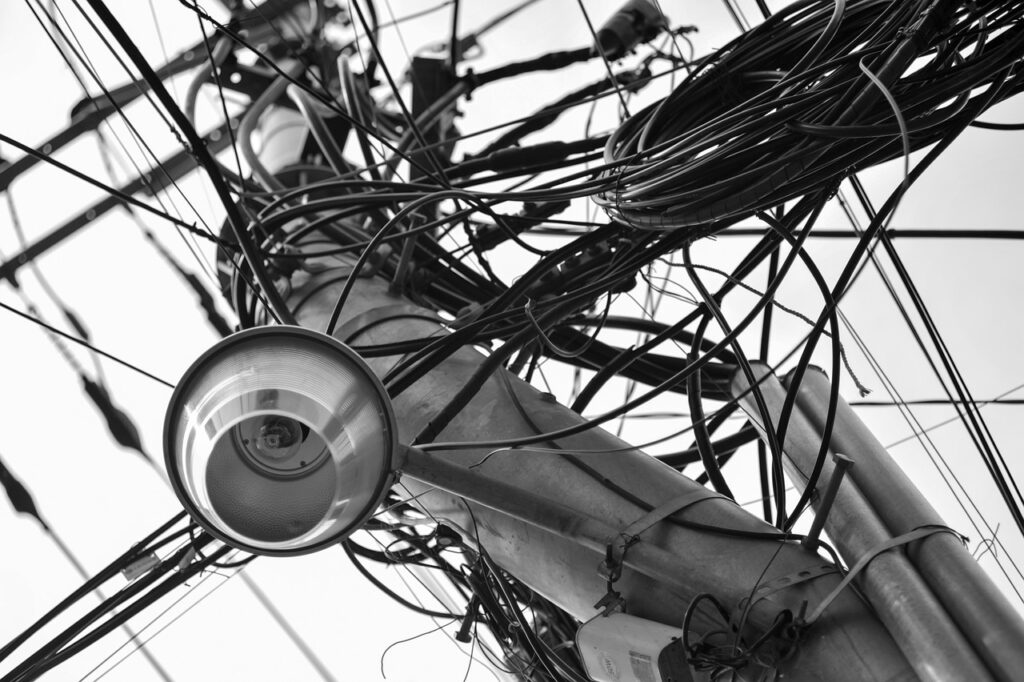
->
xmin=683 ymin=592 xmax=801 ymax=679
xmin=598 ymin=0 xmax=1024 ymax=230
xmin=346 ymin=502 xmax=588 ymax=680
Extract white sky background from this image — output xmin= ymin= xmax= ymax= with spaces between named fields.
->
xmin=1 ymin=1 xmax=1024 ymax=680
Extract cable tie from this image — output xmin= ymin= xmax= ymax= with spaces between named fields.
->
xmin=599 ymin=488 xmax=723 ymax=583
xmin=801 ymin=524 xmax=966 ymax=625
xmin=460 ymin=68 xmax=479 ymax=94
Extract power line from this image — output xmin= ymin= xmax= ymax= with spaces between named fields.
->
xmin=0 ymin=299 xmax=175 ymax=388
xmin=0 ymin=454 xmax=174 ymax=682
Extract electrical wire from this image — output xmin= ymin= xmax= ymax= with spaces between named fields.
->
xmin=11 ymin=1 xmax=1024 ymax=679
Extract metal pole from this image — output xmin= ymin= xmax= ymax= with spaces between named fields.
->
xmin=733 ymin=364 xmax=992 ymax=682
xmin=285 ymin=262 xmax=916 ymax=682
xmin=788 ymin=366 xmax=1024 ymax=682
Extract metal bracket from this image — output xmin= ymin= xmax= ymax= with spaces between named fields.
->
xmin=599 ymin=487 xmax=723 ymax=583
xmin=733 ymin=563 xmax=839 ymax=622
xmin=803 ymin=453 xmax=854 ymax=551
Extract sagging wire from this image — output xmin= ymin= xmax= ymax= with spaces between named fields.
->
xmin=0 ymin=512 xmax=189 ymax=668
xmin=39 ymin=0 xmax=192 ymax=237
xmin=0 ymin=132 xmax=227 ymax=248
xmin=50 ymin=0 xmax=222 ymax=240
xmin=0 ymin=299 xmax=176 ymax=389
xmin=84 ymin=557 xmax=241 ymax=682
xmin=84 ymin=0 xmax=297 ymax=324
xmin=14 ymin=2 xmax=1024 ymax=679
xmin=0 ymin=454 xmax=174 ymax=681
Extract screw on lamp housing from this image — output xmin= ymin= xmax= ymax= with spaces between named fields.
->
xmin=163 ymin=325 xmax=398 ymax=556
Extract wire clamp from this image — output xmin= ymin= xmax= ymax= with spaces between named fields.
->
xmin=594 ymin=588 xmax=624 ymax=617
xmin=460 ymin=68 xmax=479 ymax=96
xmin=799 ymin=524 xmax=966 ymax=627
xmin=596 ymin=488 xmax=724 ymax=618
xmin=122 ymin=552 xmax=161 ymax=582
xmin=177 ymin=546 xmax=197 ymax=571
xmin=600 ymin=487 xmax=723 ymax=582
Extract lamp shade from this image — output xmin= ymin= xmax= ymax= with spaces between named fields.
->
xmin=164 ymin=326 xmax=397 ymax=556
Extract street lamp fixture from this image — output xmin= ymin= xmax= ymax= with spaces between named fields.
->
xmin=163 ymin=326 xmax=398 ymax=556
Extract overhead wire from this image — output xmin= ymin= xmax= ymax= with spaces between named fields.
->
xmin=0 ymin=454 xmax=174 ymax=682
xmin=11 ymin=0 xmax=1024 ymax=677
xmin=49 ymin=0 xmax=218 ymax=238
xmin=83 ymin=0 xmax=297 ymax=324
xmin=39 ymin=0 xmax=186 ymax=233
xmin=838 ymin=307 xmax=1024 ymax=601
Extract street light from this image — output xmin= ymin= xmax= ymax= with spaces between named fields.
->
xmin=163 ymin=326 xmax=398 ymax=556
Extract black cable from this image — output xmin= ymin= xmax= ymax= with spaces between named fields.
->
xmin=8 ymin=539 xmax=229 ymax=682
xmin=0 ymin=300 xmax=175 ymax=389
xmin=341 ymin=541 xmax=460 ymax=619
xmin=596 ymin=0 xmax=1022 ymax=231
xmin=0 ymin=131 xmax=228 ymax=245
xmin=657 ymin=422 xmax=759 ymax=469
xmin=84 ymin=0 xmax=296 ymax=324
xmin=0 ymin=513 xmax=188 ymax=667
xmin=687 ymin=314 xmax=734 ymax=499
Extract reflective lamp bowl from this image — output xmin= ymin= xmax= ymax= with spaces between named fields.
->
xmin=164 ymin=326 xmax=398 ymax=556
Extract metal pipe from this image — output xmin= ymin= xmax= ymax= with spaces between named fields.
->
xmin=733 ymin=364 xmax=992 ymax=682
xmin=400 ymin=446 xmax=697 ymax=590
xmin=285 ymin=264 xmax=917 ymax=682
xmin=789 ymin=366 xmax=1024 ymax=682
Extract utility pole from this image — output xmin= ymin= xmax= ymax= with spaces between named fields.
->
xmin=280 ymin=260 xmax=916 ymax=681
xmin=189 ymin=0 xmax=1024 ymax=675
xmin=733 ymin=366 xmax=1024 ymax=681
xmin=7 ymin=2 xmax=1024 ymax=681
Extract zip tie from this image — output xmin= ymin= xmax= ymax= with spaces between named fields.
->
xmin=803 ymin=525 xmax=966 ymax=625
xmin=599 ymin=487 xmax=724 ymax=583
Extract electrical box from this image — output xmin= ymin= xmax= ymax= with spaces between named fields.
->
xmin=577 ymin=612 xmax=694 ymax=682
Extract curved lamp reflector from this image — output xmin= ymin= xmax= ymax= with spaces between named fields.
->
xmin=164 ymin=326 xmax=397 ymax=556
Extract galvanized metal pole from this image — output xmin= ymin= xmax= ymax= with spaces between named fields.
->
xmin=787 ymin=366 xmax=1024 ymax=682
xmin=733 ymin=365 xmax=992 ymax=681
xmin=284 ymin=262 xmax=916 ymax=682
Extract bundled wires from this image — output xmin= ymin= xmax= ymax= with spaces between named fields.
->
xmin=0 ymin=512 xmax=234 ymax=682
xmin=598 ymin=0 xmax=1024 ymax=231
xmin=7 ymin=0 xmax=1024 ymax=679
xmin=345 ymin=501 xmax=588 ymax=679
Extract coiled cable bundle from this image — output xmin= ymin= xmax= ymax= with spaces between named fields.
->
xmin=597 ymin=0 xmax=1024 ymax=231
